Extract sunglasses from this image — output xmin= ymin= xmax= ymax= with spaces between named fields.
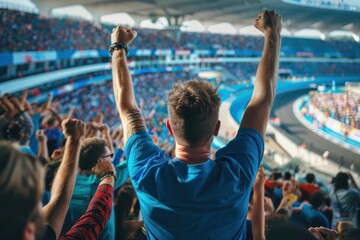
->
xmin=99 ymin=153 xmax=114 ymax=159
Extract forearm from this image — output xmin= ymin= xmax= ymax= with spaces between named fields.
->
xmin=64 ymin=108 xmax=75 ymax=119
xmin=276 ymin=197 xmax=287 ymax=212
xmin=103 ymin=132 xmax=114 ymax=152
xmin=112 ymin=50 xmax=145 ymax=141
xmin=251 ymin=34 xmax=281 ymax=104
xmin=37 ymin=140 xmax=49 ymax=160
xmin=252 ymin=188 xmax=265 ymax=240
xmin=50 ymin=137 xmax=80 ymax=199
xmin=53 ymin=111 xmax=63 ymax=125
xmin=43 ymin=137 xmax=81 ymax=238
xmin=112 ymin=50 xmax=137 ymax=111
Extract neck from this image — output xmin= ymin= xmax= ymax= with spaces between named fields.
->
xmin=175 ymin=143 xmax=210 ymax=164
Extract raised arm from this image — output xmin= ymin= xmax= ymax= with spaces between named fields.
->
xmin=42 ymin=119 xmax=86 ymax=239
xmin=240 ymin=10 xmax=282 ymax=138
xmin=36 ymin=129 xmax=49 ymax=160
xmin=252 ymin=167 xmax=266 ymax=240
xmin=111 ymin=26 xmax=146 ymax=143
xmin=98 ymin=123 xmax=114 ymax=153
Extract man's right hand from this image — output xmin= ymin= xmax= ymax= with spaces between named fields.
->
xmin=92 ymin=161 xmax=116 ymax=179
xmin=254 ymin=10 xmax=282 ymax=37
xmin=111 ymin=26 xmax=137 ymax=45
xmin=62 ymin=118 xmax=86 ymax=140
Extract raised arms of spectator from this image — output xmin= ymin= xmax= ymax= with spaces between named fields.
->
xmin=111 ymin=27 xmax=146 ymax=143
xmin=98 ymin=123 xmax=114 ymax=153
xmin=42 ymin=119 xmax=85 ymax=239
xmin=41 ymin=94 xmax=53 ymax=112
xmin=1 ymin=95 xmax=34 ymax=145
xmin=36 ymin=129 xmax=49 ymax=160
xmin=64 ymin=106 xmax=76 ymax=120
xmin=252 ymin=167 xmax=266 ymax=240
xmin=47 ymin=107 xmax=63 ymax=126
xmin=240 ymin=11 xmax=282 ymax=138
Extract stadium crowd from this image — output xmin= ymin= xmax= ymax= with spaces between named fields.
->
xmin=308 ymin=91 xmax=360 ymax=129
xmin=1 ymin=8 xmax=360 ymax=58
xmin=0 ymin=7 xmax=360 ymax=240
xmin=1 ymin=90 xmax=359 ymax=239
xmin=54 ymin=71 xmax=195 ymax=144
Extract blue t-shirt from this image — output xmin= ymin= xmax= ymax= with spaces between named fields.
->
xmin=301 ymin=204 xmax=330 ymax=228
xmin=125 ymin=128 xmax=264 ymax=240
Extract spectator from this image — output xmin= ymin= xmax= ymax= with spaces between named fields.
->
xmin=0 ymin=119 xmax=115 ymax=240
xmin=111 ymin=10 xmax=281 ymax=239
xmin=61 ymin=137 xmax=129 ymax=239
xmin=300 ymin=173 xmax=321 ymax=202
xmin=265 ymin=169 xmax=283 ymax=195
xmin=300 ymin=191 xmax=330 ymax=228
xmin=329 ymin=172 xmax=360 ymax=229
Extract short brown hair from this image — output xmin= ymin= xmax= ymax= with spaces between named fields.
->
xmin=167 ymin=80 xmax=221 ymax=146
xmin=0 ymin=141 xmax=44 ymax=238
xmin=79 ymin=138 xmax=107 ymax=170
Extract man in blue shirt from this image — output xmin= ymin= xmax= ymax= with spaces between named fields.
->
xmin=62 ymin=137 xmax=129 ymax=240
xmin=301 ymin=191 xmax=330 ymax=228
xmin=111 ymin=10 xmax=282 ymax=239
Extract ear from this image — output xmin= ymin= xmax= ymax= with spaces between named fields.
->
xmin=214 ymin=120 xmax=221 ymax=136
xmin=23 ymin=222 xmax=36 ymax=240
xmin=166 ymin=119 xmax=174 ymax=136
xmin=97 ymin=158 xmax=104 ymax=164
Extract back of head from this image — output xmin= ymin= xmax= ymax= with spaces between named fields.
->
xmin=266 ymin=221 xmax=316 ymax=240
xmin=167 ymin=80 xmax=220 ymax=146
xmin=334 ymin=172 xmax=349 ymax=191
xmin=0 ymin=141 xmax=44 ymax=239
xmin=310 ymin=191 xmax=325 ymax=209
xmin=306 ymin=173 xmax=316 ymax=184
xmin=284 ymin=171 xmax=292 ymax=180
xmin=1 ymin=120 xmax=24 ymax=142
xmin=46 ymin=117 xmax=57 ymax=128
xmin=338 ymin=227 xmax=360 ymax=240
xmin=79 ymin=137 xmax=107 ymax=171
xmin=336 ymin=221 xmax=354 ymax=234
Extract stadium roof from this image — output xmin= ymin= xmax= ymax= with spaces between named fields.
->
xmin=31 ymin=0 xmax=360 ymax=34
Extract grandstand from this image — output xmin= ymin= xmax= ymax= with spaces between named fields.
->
xmin=0 ymin=0 xmax=359 ymax=239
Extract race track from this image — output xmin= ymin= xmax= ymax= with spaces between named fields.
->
xmin=271 ymin=89 xmax=360 ymax=172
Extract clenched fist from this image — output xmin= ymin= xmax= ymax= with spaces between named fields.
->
xmin=253 ymin=167 xmax=266 ymax=191
xmin=254 ymin=10 xmax=282 ymax=37
xmin=92 ymin=160 xmax=116 ymax=179
xmin=111 ymin=26 xmax=137 ymax=45
xmin=62 ymin=118 xmax=86 ymax=140
xmin=36 ymin=129 xmax=47 ymax=143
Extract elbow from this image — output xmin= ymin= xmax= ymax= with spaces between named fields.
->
xmin=249 ymin=96 xmax=273 ymax=108
xmin=251 ymin=88 xmax=275 ymax=106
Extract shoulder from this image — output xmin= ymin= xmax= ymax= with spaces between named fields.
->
xmin=75 ymin=174 xmax=99 ymax=189
xmin=125 ymin=131 xmax=160 ymax=158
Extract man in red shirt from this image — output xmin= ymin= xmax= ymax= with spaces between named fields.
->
xmin=300 ymin=173 xmax=320 ymax=202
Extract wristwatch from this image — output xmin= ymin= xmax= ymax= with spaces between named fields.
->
xmin=109 ymin=42 xmax=129 ymax=56
xmin=100 ymin=171 xmax=117 ymax=181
